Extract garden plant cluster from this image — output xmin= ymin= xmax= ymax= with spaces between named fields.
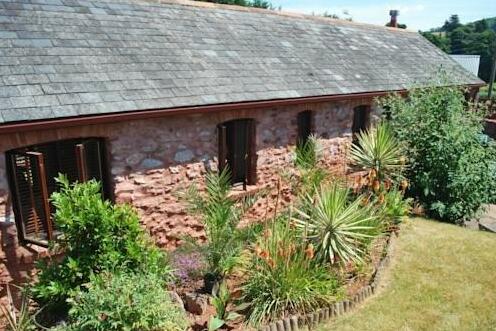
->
xmin=2 ymin=81 xmax=495 ymax=331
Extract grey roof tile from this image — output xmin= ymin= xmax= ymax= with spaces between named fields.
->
xmin=0 ymin=0 xmax=484 ymax=124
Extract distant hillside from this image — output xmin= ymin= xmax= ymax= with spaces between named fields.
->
xmin=421 ymin=15 xmax=496 ymax=82
xmin=429 ymin=16 xmax=496 ymax=32
xmin=487 ymin=17 xmax=496 ymax=31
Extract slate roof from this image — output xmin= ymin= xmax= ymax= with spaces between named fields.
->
xmin=0 ymin=0 xmax=484 ymax=124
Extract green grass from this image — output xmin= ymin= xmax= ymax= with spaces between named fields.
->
xmin=319 ymin=218 xmax=496 ymax=331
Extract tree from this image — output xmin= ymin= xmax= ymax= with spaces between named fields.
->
xmin=421 ymin=32 xmax=451 ymax=52
xmin=442 ymin=14 xmax=462 ymax=32
xmin=422 ymin=15 xmax=496 ymax=83
xmin=474 ymin=19 xmax=489 ymax=33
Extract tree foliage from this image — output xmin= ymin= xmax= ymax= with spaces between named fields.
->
xmin=32 ymin=176 xmax=170 ymax=313
xmin=380 ymin=78 xmax=496 ymax=223
xmin=421 ymin=16 xmax=496 ymax=82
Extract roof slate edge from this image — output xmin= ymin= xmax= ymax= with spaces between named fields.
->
xmin=134 ymin=0 xmax=418 ymax=33
xmin=0 ymin=83 xmax=485 ymax=134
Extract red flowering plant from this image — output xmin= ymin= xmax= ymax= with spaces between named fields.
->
xmin=240 ymin=213 xmax=341 ymax=326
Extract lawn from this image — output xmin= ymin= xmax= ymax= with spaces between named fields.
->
xmin=319 ymin=218 xmax=496 ymax=331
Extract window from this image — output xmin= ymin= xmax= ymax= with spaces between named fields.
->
xmin=6 ymin=138 xmax=109 ymax=245
xmin=218 ymin=119 xmax=256 ymax=187
xmin=352 ymin=105 xmax=371 ymax=136
xmin=297 ymin=110 xmax=313 ymax=146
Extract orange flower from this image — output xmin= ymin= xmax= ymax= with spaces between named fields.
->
xmin=368 ymin=169 xmax=377 ymax=181
xmin=288 ymin=243 xmax=296 ymax=255
xmin=305 ymin=243 xmax=315 ymax=259
xmin=259 ymin=250 xmax=269 ymax=259
xmin=373 ymin=180 xmax=381 ymax=192
xmin=384 ymin=178 xmax=392 ymax=191
xmin=254 ymin=244 xmax=263 ymax=256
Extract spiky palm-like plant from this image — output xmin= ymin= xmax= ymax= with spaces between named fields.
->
xmin=182 ymin=168 xmax=248 ymax=286
xmin=350 ymin=122 xmax=405 ymax=181
xmin=293 ymin=183 xmax=379 ymax=264
xmin=294 ymin=134 xmax=320 ymax=169
xmin=0 ymin=284 xmax=35 ymax=331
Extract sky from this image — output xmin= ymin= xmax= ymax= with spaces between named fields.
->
xmin=271 ymin=0 xmax=496 ymax=31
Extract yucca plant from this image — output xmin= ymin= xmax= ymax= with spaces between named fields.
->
xmin=0 ymin=284 xmax=35 ymax=331
xmin=350 ymin=122 xmax=405 ymax=182
xmin=294 ymin=134 xmax=320 ymax=169
xmin=293 ymin=183 xmax=380 ymax=264
xmin=241 ymin=216 xmax=340 ymax=326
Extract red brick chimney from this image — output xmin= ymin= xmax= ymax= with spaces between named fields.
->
xmin=389 ymin=10 xmax=399 ymax=28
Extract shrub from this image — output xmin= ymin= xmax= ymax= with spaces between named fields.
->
xmin=380 ymin=80 xmax=496 ymax=223
xmin=350 ymin=122 xmax=405 ymax=182
xmin=182 ymin=168 xmax=249 ymax=283
xmin=380 ymin=189 xmax=413 ymax=225
xmin=61 ymin=272 xmax=188 ymax=331
xmin=293 ymin=183 xmax=380 ymax=264
xmin=241 ymin=217 xmax=340 ymax=326
xmin=32 ymin=175 xmax=171 ymax=312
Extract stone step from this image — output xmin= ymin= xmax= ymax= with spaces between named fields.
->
xmin=479 ymin=222 xmax=496 ymax=233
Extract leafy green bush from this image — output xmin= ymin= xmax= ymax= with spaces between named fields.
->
xmin=379 ymin=189 xmax=413 ymax=224
xmin=208 ymin=281 xmax=243 ymax=331
xmin=241 ymin=217 xmax=340 ymax=326
xmin=293 ymin=183 xmax=380 ymax=264
xmin=33 ymin=175 xmax=171 ymax=312
xmin=380 ymin=81 xmax=496 ymax=223
xmin=182 ymin=168 xmax=249 ymax=282
xmin=59 ymin=272 xmax=188 ymax=331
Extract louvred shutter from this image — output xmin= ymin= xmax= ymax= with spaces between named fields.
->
xmin=218 ymin=124 xmax=227 ymax=173
xmin=75 ymin=139 xmax=105 ymax=195
xmin=9 ymin=151 xmax=53 ymax=244
xmin=247 ymin=119 xmax=257 ymax=185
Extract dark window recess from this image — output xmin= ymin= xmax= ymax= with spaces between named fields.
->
xmin=297 ymin=110 xmax=313 ymax=146
xmin=6 ymin=138 xmax=109 ymax=245
xmin=218 ymin=119 xmax=257 ymax=187
xmin=352 ymin=105 xmax=372 ymax=136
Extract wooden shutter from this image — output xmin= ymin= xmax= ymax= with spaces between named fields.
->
xmin=246 ymin=119 xmax=257 ymax=185
xmin=218 ymin=124 xmax=227 ymax=173
xmin=75 ymin=139 xmax=106 ymax=197
xmin=9 ymin=151 xmax=53 ymax=244
xmin=75 ymin=143 xmax=88 ymax=182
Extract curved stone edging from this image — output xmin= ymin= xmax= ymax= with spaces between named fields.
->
xmin=258 ymin=232 xmax=399 ymax=331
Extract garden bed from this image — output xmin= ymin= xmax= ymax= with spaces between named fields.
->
xmin=169 ymin=231 xmax=396 ymax=331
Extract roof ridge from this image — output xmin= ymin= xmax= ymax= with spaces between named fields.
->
xmin=114 ymin=0 xmax=416 ymax=33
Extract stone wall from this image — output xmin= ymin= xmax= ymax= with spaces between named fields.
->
xmin=0 ymin=98 xmax=377 ymax=289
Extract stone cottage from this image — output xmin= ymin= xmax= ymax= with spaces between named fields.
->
xmin=0 ymin=0 xmax=483 ymax=286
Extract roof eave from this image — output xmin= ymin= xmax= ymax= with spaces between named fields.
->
xmin=0 ymin=84 xmax=485 ymax=135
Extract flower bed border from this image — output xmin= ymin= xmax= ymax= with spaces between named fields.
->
xmin=257 ymin=231 xmax=398 ymax=331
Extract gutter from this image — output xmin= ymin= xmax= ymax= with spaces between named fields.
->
xmin=0 ymin=85 xmax=483 ymax=134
